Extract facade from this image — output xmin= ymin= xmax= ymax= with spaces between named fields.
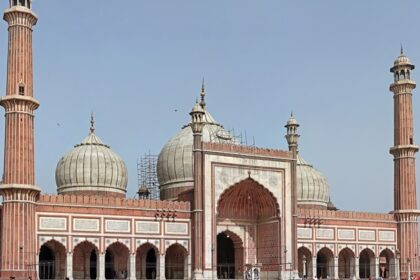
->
xmin=0 ymin=1 xmax=418 ymax=280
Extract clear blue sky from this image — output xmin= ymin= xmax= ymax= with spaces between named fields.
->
xmin=0 ymin=1 xmax=419 ymax=213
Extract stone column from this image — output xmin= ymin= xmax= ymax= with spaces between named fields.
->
xmin=66 ymin=252 xmax=73 ymax=280
xmin=354 ymin=257 xmax=359 ymax=279
xmin=334 ymin=257 xmax=339 ymax=280
xmin=374 ymin=257 xmax=380 ymax=278
xmin=395 ymin=257 xmax=401 ymax=280
xmin=130 ymin=253 xmax=136 ymax=280
xmin=159 ymin=254 xmax=165 ymax=280
xmin=99 ymin=253 xmax=105 ymax=280
xmin=313 ymin=256 xmax=317 ymax=279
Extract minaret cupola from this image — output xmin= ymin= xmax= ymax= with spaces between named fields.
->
xmin=285 ymin=113 xmax=300 ymax=151
xmin=9 ymin=0 xmax=31 ymax=9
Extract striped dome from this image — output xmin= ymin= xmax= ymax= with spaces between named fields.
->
xmin=296 ymin=155 xmax=330 ymax=208
xmin=55 ymin=131 xmax=128 ymax=197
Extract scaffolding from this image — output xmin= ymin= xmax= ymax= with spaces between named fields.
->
xmin=137 ymin=152 xmax=160 ymax=200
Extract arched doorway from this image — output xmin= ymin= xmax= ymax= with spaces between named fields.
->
xmin=298 ymin=247 xmax=313 ymax=278
xmin=359 ymin=248 xmax=375 ymax=279
xmin=73 ymin=241 xmax=98 ymax=279
xmin=165 ymin=244 xmax=188 ymax=279
xmin=136 ymin=243 xmax=159 ymax=279
xmin=217 ymin=178 xmax=280 ymax=275
xmin=105 ymin=242 xmax=130 ymax=279
xmin=39 ymin=245 xmax=54 ymax=279
xmin=338 ymin=248 xmax=355 ymax=279
xmin=39 ymin=240 xmax=66 ymax=280
xmin=316 ymin=247 xmax=334 ymax=279
xmin=379 ymin=249 xmax=395 ymax=278
xmin=217 ymin=232 xmax=238 ymax=279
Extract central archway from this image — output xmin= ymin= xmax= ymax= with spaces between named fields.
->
xmin=217 ymin=177 xmax=280 ymax=275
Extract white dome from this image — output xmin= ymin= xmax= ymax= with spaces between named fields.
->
xmin=55 ymin=131 xmax=128 ymax=197
xmin=296 ymin=155 xmax=330 ymax=208
xmin=157 ymin=109 xmax=237 ymax=199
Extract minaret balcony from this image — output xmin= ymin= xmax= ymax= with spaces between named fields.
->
xmin=389 ymin=144 xmax=419 ymax=157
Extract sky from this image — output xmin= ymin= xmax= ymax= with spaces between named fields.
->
xmin=0 ymin=1 xmax=419 ymax=213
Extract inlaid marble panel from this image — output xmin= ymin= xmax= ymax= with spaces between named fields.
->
xmin=39 ymin=217 xmax=66 ymax=230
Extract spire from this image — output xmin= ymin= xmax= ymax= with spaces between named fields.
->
xmin=90 ymin=112 xmax=95 ymax=134
xmin=200 ymin=78 xmax=206 ymax=109
xmin=401 ymin=44 xmax=404 ymax=55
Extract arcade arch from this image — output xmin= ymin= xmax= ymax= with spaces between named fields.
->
xmin=165 ymin=244 xmax=188 ymax=279
xmin=298 ymin=247 xmax=313 ymax=278
xmin=136 ymin=243 xmax=159 ymax=279
xmin=38 ymin=240 xmax=66 ymax=280
xmin=359 ymin=248 xmax=375 ymax=279
xmin=316 ymin=247 xmax=334 ymax=279
xmin=379 ymin=249 xmax=395 ymax=279
xmin=105 ymin=242 xmax=130 ymax=279
xmin=338 ymin=248 xmax=355 ymax=279
xmin=73 ymin=241 xmax=98 ymax=280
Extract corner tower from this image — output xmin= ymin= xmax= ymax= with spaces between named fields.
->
xmin=389 ymin=49 xmax=420 ymax=275
xmin=0 ymin=0 xmax=39 ymax=279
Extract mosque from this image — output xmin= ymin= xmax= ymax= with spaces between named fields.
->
xmin=0 ymin=1 xmax=418 ymax=280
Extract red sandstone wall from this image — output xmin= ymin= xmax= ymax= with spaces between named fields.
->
xmin=257 ymin=221 xmax=280 ymax=271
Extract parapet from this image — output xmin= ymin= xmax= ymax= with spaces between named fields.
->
xmin=203 ymin=142 xmax=291 ymax=158
xmin=38 ymin=194 xmax=191 ymax=212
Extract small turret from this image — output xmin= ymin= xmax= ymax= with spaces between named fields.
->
xmin=285 ymin=113 xmax=300 ymax=152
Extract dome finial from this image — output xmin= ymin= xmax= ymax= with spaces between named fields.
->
xmin=200 ymin=78 xmax=206 ymax=109
xmin=401 ymin=44 xmax=404 ymax=55
xmin=90 ymin=112 xmax=95 ymax=134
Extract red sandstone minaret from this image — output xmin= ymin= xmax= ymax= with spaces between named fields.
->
xmin=389 ymin=48 xmax=420 ymax=277
xmin=0 ymin=0 xmax=39 ymax=279
xmin=190 ymin=87 xmax=206 ymax=279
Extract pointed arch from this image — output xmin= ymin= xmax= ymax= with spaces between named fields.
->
xmin=73 ymin=241 xmax=99 ymax=280
xmin=136 ymin=242 xmax=160 ymax=279
xmin=39 ymin=240 xmax=66 ymax=280
xmin=217 ymin=177 xmax=280 ymax=220
xmin=359 ymin=248 xmax=375 ymax=279
xmin=316 ymin=247 xmax=334 ymax=279
xmin=298 ymin=247 xmax=313 ymax=278
xmin=379 ymin=248 xmax=395 ymax=279
xmin=166 ymin=243 xmax=188 ymax=279
xmin=105 ymin=241 xmax=130 ymax=279
xmin=338 ymin=247 xmax=355 ymax=279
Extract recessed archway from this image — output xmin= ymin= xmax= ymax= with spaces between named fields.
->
xmin=217 ymin=178 xmax=280 ymax=274
xmin=73 ymin=241 xmax=98 ymax=280
xmin=359 ymin=248 xmax=375 ymax=279
xmin=105 ymin=242 xmax=130 ymax=279
xmin=298 ymin=247 xmax=313 ymax=278
xmin=316 ymin=247 xmax=334 ymax=279
xmin=39 ymin=240 xmax=66 ymax=280
xmin=165 ymin=244 xmax=188 ymax=279
xmin=136 ymin=243 xmax=159 ymax=279
xmin=379 ymin=249 xmax=395 ymax=279
xmin=338 ymin=248 xmax=355 ymax=279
